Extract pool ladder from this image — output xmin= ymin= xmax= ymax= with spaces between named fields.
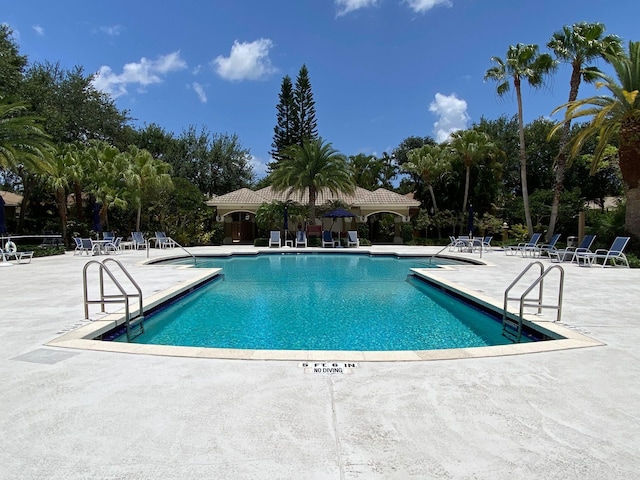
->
xmin=502 ymin=261 xmax=564 ymax=342
xmin=83 ymin=258 xmax=144 ymax=341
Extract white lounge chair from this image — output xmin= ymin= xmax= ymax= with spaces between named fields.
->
xmin=347 ymin=231 xmax=359 ymax=248
xmin=322 ymin=231 xmax=334 ymax=247
xmin=534 ymin=233 xmax=561 ymax=257
xmin=505 ymin=233 xmax=542 ymax=256
xmin=131 ymin=232 xmax=147 ymax=250
xmin=549 ymin=234 xmax=596 ymax=263
xmin=295 ymin=230 xmax=307 ymax=248
xmin=269 ymin=230 xmax=281 ymax=247
xmin=576 ymin=236 xmax=630 ymax=268
xmin=155 ymin=231 xmax=177 ymax=248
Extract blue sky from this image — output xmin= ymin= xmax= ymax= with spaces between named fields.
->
xmin=3 ymin=0 xmax=639 ymax=179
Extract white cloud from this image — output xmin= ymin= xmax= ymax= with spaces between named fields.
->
xmin=32 ymin=25 xmax=44 ymax=36
xmin=428 ymin=92 xmax=470 ymax=143
xmin=99 ymin=25 xmax=123 ymax=36
xmin=335 ymin=0 xmax=379 ymax=17
xmin=404 ymin=0 xmax=452 ymax=14
xmin=191 ymin=82 xmax=207 ymax=103
xmin=250 ymin=155 xmax=268 ymax=179
xmin=213 ymin=38 xmax=276 ymax=81
xmin=92 ymin=51 xmax=187 ymax=98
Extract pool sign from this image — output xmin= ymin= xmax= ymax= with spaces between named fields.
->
xmin=299 ymin=362 xmax=358 ymax=374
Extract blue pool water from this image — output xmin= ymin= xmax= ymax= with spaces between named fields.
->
xmin=117 ymin=254 xmax=518 ymax=351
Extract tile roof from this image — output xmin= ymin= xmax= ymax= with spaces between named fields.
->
xmin=209 ymin=186 xmax=419 ymax=207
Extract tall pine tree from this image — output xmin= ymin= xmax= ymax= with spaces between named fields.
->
xmin=268 ymin=64 xmax=318 ymax=173
xmin=268 ymin=75 xmax=295 ymax=172
xmin=292 ymin=64 xmax=318 ymax=146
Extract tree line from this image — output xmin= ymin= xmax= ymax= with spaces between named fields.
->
xmin=2 ymin=21 xmax=639 ymax=249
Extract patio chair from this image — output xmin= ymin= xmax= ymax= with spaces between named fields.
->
xmin=347 ymin=230 xmax=359 ymax=248
xmin=131 ymin=231 xmax=147 ymax=250
xmin=105 ymin=237 xmax=122 ymax=254
xmin=295 ymin=230 xmax=307 ymax=248
xmin=269 ymin=230 xmax=281 ymax=247
xmin=102 ymin=231 xmax=114 ymax=242
xmin=505 ymin=233 xmax=542 ymax=256
xmin=73 ymin=237 xmax=84 ymax=255
xmin=447 ymin=236 xmax=457 ymax=251
xmin=322 ymin=230 xmax=334 ymax=248
xmin=81 ymin=238 xmax=96 ymax=255
xmin=576 ymin=236 xmax=630 ymax=268
xmin=482 ymin=236 xmax=493 ymax=252
xmin=534 ymin=233 xmax=561 ymax=257
xmin=155 ymin=231 xmax=177 ymax=248
xmin=549 ymin=234 xmax=596 ymax=263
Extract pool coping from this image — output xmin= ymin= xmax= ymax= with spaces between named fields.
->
xmin=47 ymin=255 xmax=603 ymax=361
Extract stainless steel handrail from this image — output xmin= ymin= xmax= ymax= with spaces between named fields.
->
xmin=502 ymin=261 xmax=564 ymax=342
xmin=83 ymin=258 xmax=144 ymax=341
xmin=146 ymin=237 xmax=196 ymax=265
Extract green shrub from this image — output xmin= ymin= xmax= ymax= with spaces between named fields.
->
xmin=254 ymin=238 xmax=269 ymax=247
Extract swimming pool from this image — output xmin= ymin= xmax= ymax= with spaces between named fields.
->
xmin=113 ymin=254 xmax=528 ymax=351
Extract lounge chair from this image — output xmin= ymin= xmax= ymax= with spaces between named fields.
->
xmin=269 ymin=230 xmax=281 ymax=247
xmin=295 ymin=230 xmax=307 ymax=248
xmin=1 ymin=241 xmax=34 ymax=264
xmin=347 ymin=231 xmax=359 ymax=248
xmin=505 ymin=233 xmax=542 ymax=256
xmin=575 ymin=236 xmax=630 ymax=268
xmin=155 ymin=231 xmax=177 ymax=248
xmin=322 ymin=230 xmax=334 ymax=248
xmin=131 ymin=231 xmax=147 ymax=250
xmin=534 ymin=233 xmax=561 ymax=257
xmin=549 ymin=234 xmax=596 ymax=263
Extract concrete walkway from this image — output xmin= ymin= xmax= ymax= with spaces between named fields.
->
xmin=1 ymin=245 xmax=639 ymax=479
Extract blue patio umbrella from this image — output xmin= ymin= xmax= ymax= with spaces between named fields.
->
xmin=323 ymin=209 xmax=356 ymax=243
xmin=283 ymin=205 xmax=289 ymax=242
xmin=92 ymin=202 xmax=102 ymax=232
xmin=0 ymin=195 xmax=7 ymax=234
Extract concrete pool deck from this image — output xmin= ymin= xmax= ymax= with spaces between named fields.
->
xmin=1 ymin=245 xmax=639 ymax=478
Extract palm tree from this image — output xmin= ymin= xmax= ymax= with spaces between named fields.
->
xmin=550 ymin=41 xmax=640 ymax=240
xmin=0 ymin=99 xmax=54 ymax=173
xmin=403 ymin=144 xmax=451 ymax=215
xmin=449 ymin=129 xmax=502 ymax=218
xmin=124 ymin=146 xmax=173 ymax=231
xmin=546 ymin=22 xmax=623 ymax=240
xmin=270 ymin=137 xmax=354 ymax=223
xmin=44 ymin=144 xmax=83 ymax=247
xmin=485 ymin=44 xmax=557 ymax=235
xmin=84 ymin=141 xmax=128 ymax=230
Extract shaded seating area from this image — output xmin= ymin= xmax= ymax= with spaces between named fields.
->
xmin=505 ymin=233 xmax=542 ymax=256
xmin=269 ymin=230 xmax=281 ymax=248
xmin=295 ymin=230 xmax=307 ymax=248
xmin=347 ymin=230 xmax=359 ymax=248
xmin=575 ymin=236 xmax=630 ymax=268
xmin=549 ymin=234 xmax=596 ymax=263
